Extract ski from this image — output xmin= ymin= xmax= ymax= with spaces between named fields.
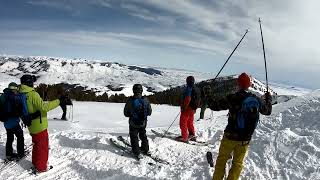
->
xmin=0 ymin=145 xmax=32 ymax=171
xmin=117 ymin=136 xmax=169 ymax=165
xmin=151 ymin=129 xmax=209 ymax=146
xmin=110 ymin=138 xmax=148 ymax=163
xmin=206 ymin=151 xmax=214 ymax=167
xmin=52 ymin=118 xmax=79 ymax=123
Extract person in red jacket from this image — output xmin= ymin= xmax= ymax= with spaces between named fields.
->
xmin=176 ymin=76 xmax=198 ymax=142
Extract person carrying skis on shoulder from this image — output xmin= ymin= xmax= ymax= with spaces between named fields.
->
xmin=19 ymin=74 xmax=70 ymax=173
xmin=0 ymin=82 xmax=26 ymax=160
xmin=207 ymin=72 xmax=272 ymax=180
xmin=176 ymin=76 xmax=200 ymax=142
xmin=124 ymin=84 xmax=152 ymax=159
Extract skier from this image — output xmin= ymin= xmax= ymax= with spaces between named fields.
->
xmin=124 ymin=84 xmax=152 ymax=159
xmin=207 ymin=73 xmax=272 ymax=180
xmin=0 ymin=82 xmax=25 ymax=160
xmin=60 ymin=93 xmax=72 ymax=120
xmin=199 ymin=85 xmax=212 ymax=120
xmin=19 ymin=74 xmax=70 ymax=173
xmin=176 ymin=76 xmax=200 ymax=142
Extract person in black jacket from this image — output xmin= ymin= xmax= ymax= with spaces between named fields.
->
xmin=0 ymin=82 xmax=25 ymax=160
xmin=199 ymin=85 xmax=212 ymax=120
xmin=207 ymin=73 xmax=272 ymax=180
xmin=123 ymin=84 xmax=152 ymax=159
xmin=60 ymin=94 xmax=73 ymax=120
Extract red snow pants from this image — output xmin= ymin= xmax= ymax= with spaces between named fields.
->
xmin=31 ymin=129 xmax=49 ymax=172
xmin=179 ymin=109 xmax=195 ymax=141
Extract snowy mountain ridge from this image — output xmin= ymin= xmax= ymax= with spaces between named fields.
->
xmin=0 ymin=55 xmax=213 ymax=96
xmin=0 ymin=55 xmax=311 ymax=99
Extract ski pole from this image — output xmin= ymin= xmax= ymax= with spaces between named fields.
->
xmin=71 ymin=105 xmax=74 ymax=122
xmin=162 ymin=112 xmax=180 ymax=138
xmin=258 ymin=18 xmax=269 ymax=92
xmin=68 ymin=105 xmax=71 ymax=120
xmin=213 ymin=29 xmax=249 ymax=82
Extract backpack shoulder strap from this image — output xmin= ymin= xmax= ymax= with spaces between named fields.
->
xmin=18 ymin=93 xmax=29 ymax=116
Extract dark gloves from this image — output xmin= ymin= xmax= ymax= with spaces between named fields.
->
xmin=59 ymin=95 xmax=73 ymax=106
xmin=21 ymin=111 xmax=41 ymax=127
xmin=264 ymin=92 xmax=272 ymax=102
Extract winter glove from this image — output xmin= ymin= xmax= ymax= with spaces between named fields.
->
xmin=264 ymin=92 xmax=272 ymax=102
xmin=21 ymin=111 xmax=41 ymax=127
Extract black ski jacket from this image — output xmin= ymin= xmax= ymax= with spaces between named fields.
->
xmin=124 ymin=95 xmax=152 ymax=128
xmin=208 ymin=90 xmax=272 ymax=141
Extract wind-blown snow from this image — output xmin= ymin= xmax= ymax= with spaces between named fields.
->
xmin=0 ymin=89 xmax=319 ymax=179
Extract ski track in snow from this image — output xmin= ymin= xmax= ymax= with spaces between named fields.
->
xmin=0 ymin=90 xmax=319 ymax=179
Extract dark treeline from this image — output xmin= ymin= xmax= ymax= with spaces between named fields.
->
xmin=34 ymin=75 xmax=240 ymax=106
xmin=148 ymin=75 xmax=238 ymax=106
xmin=35 ymin=83 xmax=127 ymax=103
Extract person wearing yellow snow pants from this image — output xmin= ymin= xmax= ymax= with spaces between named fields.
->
xmin=212 ymin=136 xmax=249 ymax=180
xmin=207 ymin=73 xmax=273 ymax=180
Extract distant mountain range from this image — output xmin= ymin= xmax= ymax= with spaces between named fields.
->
xmin=0 ymin=55 xmax=310 ymax=101
xmin=0 ymin=55 xmax=212 ymax=96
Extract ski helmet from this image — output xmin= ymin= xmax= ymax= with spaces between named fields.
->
xmin=20 ymin=74 xmax=37 ymax=87
xmin=133 ymin=84 xmax=143 ymax=94
xmin=237 ymin=72 xmax=251 ymax=89
xmin=186 ymin=76 xmax=195 ymax=86
xmin=8 ymin=82 xmax=18 ymax=90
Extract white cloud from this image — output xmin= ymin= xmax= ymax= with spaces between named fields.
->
xmin=6 ymin=0 xmax=320 ymax=88
xmin=90 ymin=0 xmax=112 ymax=8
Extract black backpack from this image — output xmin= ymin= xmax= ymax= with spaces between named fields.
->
xmin=130 ymin=97 xmax=148 ymax=126
xmin=189 ymin=86 xmax=201 ymax=110
xmin=0 ymin=92 xmax=40 ymax=126
xmin=0 ymin=93 xmax=24 ymax=122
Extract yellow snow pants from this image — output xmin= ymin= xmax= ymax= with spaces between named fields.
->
xmin=212 ymin=136 xmax=249 ymax=180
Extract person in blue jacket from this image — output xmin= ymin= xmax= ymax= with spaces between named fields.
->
xmin=0 ymin=82 xmax=25 ymax=160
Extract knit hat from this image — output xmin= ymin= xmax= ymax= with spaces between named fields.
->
xmin=237 ymin=73 xmax=251 ymax=89
xmin=186 ymin=76 xmax=195 ymax=86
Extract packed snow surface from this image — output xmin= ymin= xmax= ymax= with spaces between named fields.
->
xmin=0 ymin=89 xmax=319 ymax=180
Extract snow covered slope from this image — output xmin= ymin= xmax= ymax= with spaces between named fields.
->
xmin=0 ymin=90 xmax=319 ymax=179
xmin=0 ymin=56 xmax=212 ymax=96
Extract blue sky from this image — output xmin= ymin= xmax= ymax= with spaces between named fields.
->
xmin=1 ymin=0 xmax=319 ymax=89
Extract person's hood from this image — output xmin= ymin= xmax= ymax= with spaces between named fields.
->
xmin=3 ymin=88 xmax=10 ymax=94
xmin=19 ymin=84 xmax=34 ymax=93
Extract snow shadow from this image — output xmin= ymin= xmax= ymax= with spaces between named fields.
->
xmin=57 ymin=134 xmax=110 ymax=151
xmin=55 ymin=133 xmax=139 ymax=161
xmin=70 ymin=160 xmax=148 ymax=180
xmin=0 ymin=143 xmax=5 ymax=160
